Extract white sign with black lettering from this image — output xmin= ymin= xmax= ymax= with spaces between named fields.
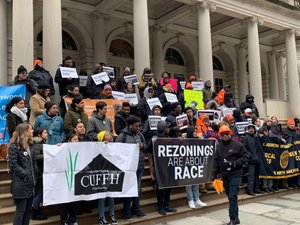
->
xmin=79 ymin=76 xmax=88 ymax=87
xmin=179 ymin=81 xmax=186 ymax=90
xmin=148 ymin=116 xmax=162 ymax=130
xmin=165 ymin=93 xmax=178 ymax=103
xmin=112 ymin=91 xmax=125 ymax=100
xmin=92 ymin=72 xmax=110 ymax=85
xmin=103 ymin=67 xmax=115 ymax=78
xmin=176 ymin=114 xmax=189 ymax=130
xmin=125 ymin=93 xmax=138 ymax=105
xmin=235 ymin=122 xmax=249 ymax=135
xmin=191 ymin=81 xmax=204 ymax=90
xmin=147 ymin=98 xmax=162 ymax=110
xmin=124 ymin=74 xmax=139 ymax=85
xmin=60 ymin=67 xmax=78 ymax=78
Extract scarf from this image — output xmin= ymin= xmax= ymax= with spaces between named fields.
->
xmin=10 ymin=106 xmax=28 ymax=122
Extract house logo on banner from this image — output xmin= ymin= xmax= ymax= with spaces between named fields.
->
xmin=74 ymin=154 xmax=124 ymax=195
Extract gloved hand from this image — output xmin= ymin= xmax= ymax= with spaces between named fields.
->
xmin=223 ymin=159 xmax=236 ymax=171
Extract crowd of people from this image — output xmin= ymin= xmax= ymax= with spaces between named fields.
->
xmin=6 ymin=56 xmax=300 ymax=225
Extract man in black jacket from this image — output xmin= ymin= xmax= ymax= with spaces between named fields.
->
xmin=114 ymin=102 xmax=131 ymax=135
xmin=212 ymin=125 xmax=248 ymax=225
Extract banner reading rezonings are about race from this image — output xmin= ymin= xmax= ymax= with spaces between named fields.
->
xmin=43 ymin=142 xmax=139 ymax=206
xmin=153 ymin=138 xmax=216 ymax=189
xmin=259 ymin=134 xmax=300 ymax=179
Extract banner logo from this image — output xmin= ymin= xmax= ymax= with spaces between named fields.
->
xmin=280 ymin=150 xmax=289 ymax=169
xmin=65 ymin=149 xmax=79 ymax=191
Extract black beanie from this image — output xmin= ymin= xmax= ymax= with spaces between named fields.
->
xmin=64 ymin=56 xmax=72 ymax=61
xmin=17 ymin=65 xmax=27 ymax=75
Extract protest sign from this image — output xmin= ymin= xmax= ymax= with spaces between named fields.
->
xmin=60 ymin=67 xmax=78 ymax=78
xmin=235 ymin=122 xmax=249 ymax=135
xmin=125 ymin=93 xmax=138 ymax=105
xmin=0 ymin=85 xmax=26 ymax=144
xmin=148 ymin=116 xmax=162 ymax=130
xmin=143 ymin=74 xmax=154 ymax=82
xmin=165 ymin=93 xmax=178 ymax=103
xmin=191 ymin=81 xmax=204 ymax=90
xmin=179 ymin=81 xmax=186 ymax=90
xmin=198 ymin=110 xmax=221 ymax=123
xmin=222 ymin=107 xmax=236 ymax=117
xmin=176 ymin=114 xmax=189 ymax=130
xmin=153 ymin=138 xmax=216 ymax=188
xmin=43 ymin=142 xmax=139 ymax=206
xmin=184 ymin=89 xmax=204 ymax=110
xmin=112 ymin=91 xmax=125 ymax=100
xmin=103 ymin=66 xmax=115 ymax=78
xmin=92 ymin=72 xmax=110 ymax=85
xmin=79 ymin=76 xmax=88 ymax=87
xmin=146 ymin=98 xmax=162 ymax=110
xmin=124 ymin=75 xmax=139 ymax=85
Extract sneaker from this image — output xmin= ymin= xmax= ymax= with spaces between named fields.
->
xmin=99 ymin=217 xmax=109 ymax=225
xmin=71 ymin=223 xmax=78 ymax=225
xmin=188 ymin=200 xmax=196 ymax=208
xmin=123 ymin=214 xmax=133 ymax=221
xmin=195 ymin=199 xmax=207 ymax=207
xmin=109 ymin=215 xmax=118 ymax=225
xmin=158 ymin=208 xmax=167 ymax=215
xmin=133 ymin=210 xmax=146 ymax=218
xmin=165 ymin=207 xmax=177 ymax=212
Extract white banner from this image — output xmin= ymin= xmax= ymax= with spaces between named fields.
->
xmin=165 ymin=93 xmax=178 ymax=103
xmin=60 ymin=67 xmax=78 ymax=78
xmin=92 ymin=72 xmax=110 ymax=85
xmin=43 ymin=142 xmax=139 ymax=206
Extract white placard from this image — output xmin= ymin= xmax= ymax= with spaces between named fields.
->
xmin=60 ymin=67 xmax=78 ymax=78
xmin=143 ymin=74 xmax=154 ymax=82
xmin=146 ymin=98 xmax=162 ymax=110
xmin=191 ymin=81 xmax=204 ymax=90
xmin=222 ymin=107 xmax=236 ymax=117
xmin=235 ymin=122 xmax=250 ymax=135
xmin=125 ymin=93 xmax=138 ymax=105
xmin=79 ymin=76 xmax=88 ymax=87
xmin=165 ymin=93 xmax=178 ymax=103
xmin=176 ymin=114 xmax=189 ymax=130
xmin=197 ymin=110 xmax=221 ymax=123
xmin=148 ymin=116 xmax=162 ymax=130
xmin=112 ymin=91 xmax=125 ymax=100
xmin=92 ymin=72 xmax=110 ymax=85
xmin=103 ymin=67 xmax=115 ymax=78
xmin=179 ymin=81 xmax=186 ymax=90
xmin=124 ymin=74 xmax=139 ymax=85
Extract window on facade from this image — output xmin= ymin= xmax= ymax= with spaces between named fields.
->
xmin=214 ymin=78 xmax=224 ymax=93
xmin=36 ymin=31 xmax=78 ymax=50
xmin=213 ymin=56 xmax=224 ymax=71
xmin=109 ymin=39 xmax=134 ymax=58
xmin=165 ymin=48 xmax=185 ymax=65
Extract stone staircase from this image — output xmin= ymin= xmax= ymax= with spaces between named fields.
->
xmin=0 ymin=158 xmax=297 ymax=225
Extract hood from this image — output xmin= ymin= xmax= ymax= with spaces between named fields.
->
xmin=143 ymin=87 xmax=153 ymax=100
xmin=32 ymin=137 xmax=44 ymax=144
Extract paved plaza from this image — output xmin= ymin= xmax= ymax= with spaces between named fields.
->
xmin=156 ymin=193 xmax=300 ymax=225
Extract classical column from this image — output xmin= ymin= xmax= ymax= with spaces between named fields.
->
xmin=276 ymin=52 xmax=287 ymax=100
xmin=198 ymin=1 xmax=215 ymax=90
xmin=92 ymin=12 xmax=107 ymax=65
xmin=247 ymin=17 xmax=264 ymax=115
xmin=152 ymin=25 xmax=164 ymax=78
xmin=0 ymin=0 xmax=7 ymax=85
xmin=236 ymin=43 xmax=248 ymax=103
xmin=133 ymin=0 xmax=150 ymax=76
xmin=43 ymin=0 xmax=62 ymax=79
xmin=12 ymin=0 xmax=34 ymax=77
xmin=267 ymin=51 xmax=279 ymax=99
xmin=285 ymin=29 xmax=300 ymax=116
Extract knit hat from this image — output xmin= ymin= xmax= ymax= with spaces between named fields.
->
xmin=34 ymin=59 xmax=42 ymax=66
xmin=17 ymin=65 xmax=27 ymax=74
xmin=287 ymin=118 xmax=295 ymax=126
xmin=189 ymin=75 xmax=196 ymax=81
xmin=103 ymin=84 xmax=112 ymax=91
xmin=64 ymin=56 xmax=72 ymax=61
xmin=97 ymin=131 xmax=106 ymax=142
xmin=37 ymin=84 xmax=50 ymax=89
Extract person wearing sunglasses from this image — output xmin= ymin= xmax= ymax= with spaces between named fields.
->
xmin=212 ymin=125 xmax=248 ymax=225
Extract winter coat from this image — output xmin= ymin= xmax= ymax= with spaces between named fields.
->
xmin=158 ymin=92 xmax=172 ymax=116
xmin=30 ymin=137 xmax=45 ymax=190
xmin=54 ymin=65 xmax=79 ymax=97
xmin=166 ymin=111 xmax=181 ymax=138
xmin=28 ymin=67 xmax=55 ymax=95
xmin=212 ymin=139 xmax=248 ymax=178
xmin=64 ymin=106 xmax=89 ymax=137
xmin=34 ymin=112 xmax=65 ymax=145
xmin=114 ymin=111 xmax=128 ymax=135
xmin=9 ymin=142 xmax=38 ymax=199
xmin=137 ymin=96 xmax=152 ymax=123
xmin=282 ymin=128 xmax=296 ymax=140
xmin=86 ymin=73 xmax=104 ymax=99
xmin=86 ymin=113 xmax=113 ymax=141
xmin=239 ymin=101 xmax=259 ymax=117
xmin=6 ymin=113 xmax=23 ymax=138
xmin=242 ymin=133 xmax=259 ymax=164
xmin=115 ymin=127 xmax=146 ymax=171
xmin=29 ymin=92 xmax=50 ymax=125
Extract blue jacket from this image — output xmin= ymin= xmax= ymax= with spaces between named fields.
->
xmin=34 ymin=112 xmax=65 ymax=144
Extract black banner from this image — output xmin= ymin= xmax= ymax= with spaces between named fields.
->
xmin=259 ymin=134 xmax=300 ymax=179
xmin=153 ymin=138 xmax=216 ymax=189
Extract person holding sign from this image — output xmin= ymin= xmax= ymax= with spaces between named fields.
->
xmin=86 ymin=63 xmax=106 ymax=99
xmin=55 ymin=56 xmax=79 ymax=97
xmin=212 ymin=125 xmax=248 ymax=225
xmin=137 ymin=87 xmax=154 ymax=123
xmin=166 ymin=102 xmax=182 ymax=138
xmin=99 ymin=84 xmax=115 ymax=99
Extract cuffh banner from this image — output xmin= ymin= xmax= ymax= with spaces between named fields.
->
xmin=259 ymin=135 xmax=300 ymax=179
xmin=0 ymin=85 xmax=26 ymax=144
xmin=153 ymin=138 xmax=216 ymax=189
xmin=43 ymin=142 xmax=139 ymax=206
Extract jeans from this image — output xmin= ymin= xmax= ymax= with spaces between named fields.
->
xmin=98 ymin=198 xmax=115 ymax=218
xmin=186 ymin=185 xmax=200 ymax=202
xmin=13 ymin=197 xmax=33 ymax=225
xmin=247 ymin=163 xmax=260 ymax=193
xmin=123 ymin=168 xmax=144 ymax=216
xmin=223 ymin=176 xmax=241 ymax=221
xmin=32 ymin=190 xmax=43 ymax=210
xmin=60 ymin=202 xmax=77 ymax=224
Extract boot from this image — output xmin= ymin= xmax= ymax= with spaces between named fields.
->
xmin=32 ymin=207 xmax=48 ymax=220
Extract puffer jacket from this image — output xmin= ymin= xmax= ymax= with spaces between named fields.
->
xmin=64 ymin=105 xmax=88 ymax=136
xmin=9 ymin=142 xmax=38 ymax=199
xmin=28 ymin=67 xmax=55 ymax=95
xmin=115 ymin=127 xmax=146 ymax=171
xmin=34 ymin=112 xmax=65 ymax=145
xmin=30 ymin=137 xmax=45 ymax=190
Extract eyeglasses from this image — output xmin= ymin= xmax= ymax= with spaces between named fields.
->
xmin=220 ymin=132 xmax=230 ymax=136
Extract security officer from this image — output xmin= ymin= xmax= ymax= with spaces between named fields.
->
xmin=212 ymin=125 xmax=248 ymax=225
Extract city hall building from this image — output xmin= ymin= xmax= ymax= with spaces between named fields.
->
xmin=1 ymin=0 xmax=300 ymax=118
